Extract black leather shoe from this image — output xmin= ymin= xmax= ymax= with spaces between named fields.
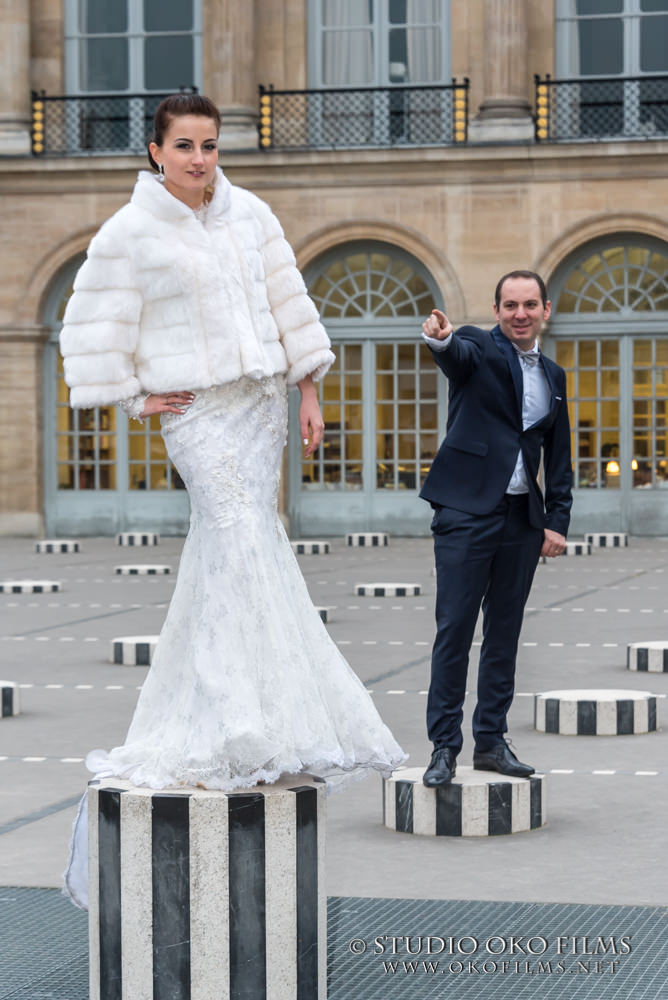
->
xmin=423 ymin=747 xmax=457 ymax=787
xmin=473 ymin=741 xmax=535 ymax=778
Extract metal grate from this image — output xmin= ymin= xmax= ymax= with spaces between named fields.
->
xmin=258 ymin=81 xmax=469 ymax=151
xmin=31 ymin=88 xmax=198 ymax=157
xmin=535 ymin=74 xmax=668 ymax=143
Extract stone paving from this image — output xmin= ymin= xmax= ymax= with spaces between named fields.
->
xmin=0 ymin=533 xmax=667 ymax=997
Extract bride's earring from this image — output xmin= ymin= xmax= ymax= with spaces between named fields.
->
xmin=158 ymin=163 xmax=165 ymax=183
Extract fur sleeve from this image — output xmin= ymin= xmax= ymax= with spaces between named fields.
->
xmin=246 ymin=192 xmax=334 ymax=385
xmin=60 ymin=219 xmax=143 ymax=408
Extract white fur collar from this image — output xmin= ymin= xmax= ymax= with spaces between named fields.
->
xmin=131 ymin=165 xmax=232 ymax=221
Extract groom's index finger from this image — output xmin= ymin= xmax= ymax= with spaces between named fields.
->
xmin=431 ymin=308 xmax=447 ymax=325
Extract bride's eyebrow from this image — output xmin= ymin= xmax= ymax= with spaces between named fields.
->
xmin=173 ymin=136 xmax=217 ymax=143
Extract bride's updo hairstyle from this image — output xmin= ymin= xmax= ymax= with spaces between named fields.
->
xmin=147 ymin=94 xmax=222 ymax=171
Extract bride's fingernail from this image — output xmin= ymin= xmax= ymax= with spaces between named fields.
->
xmin=303 ymin=438 xmax=309 ymax=445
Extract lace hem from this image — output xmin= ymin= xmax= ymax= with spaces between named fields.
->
xmin=119 ymin=393 xmax=149 ymax=421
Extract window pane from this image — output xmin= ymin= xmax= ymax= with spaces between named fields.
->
xmin=81 ymin=38 xmax=128 ymax=90
xmin=323 ymin=0 xmax=373 ymax=25
xmin=390 ymin=0 xmax=441 ymax=20
xmin=634 ymin=340 xmax=652 ymax=365
xmin=578 ymin=340 xmax=597 ymax=366
xmin=145 ymin=35 xmax=194 ymax=90
xmin=601 ymin=340 xmax=619 ymax=366
xmin=578 ymin=19 xmax=623 ymax=75
xmin=322 ymin=30 xmax=374 ymax=84
xmin=640 ymin=15 xmax=668 ymax=71
xmin=641 ymin=0 xmax=668 ymax=11
xmin=577 ymin=0 xmax=623 ymax=12
xmin=80 ymin=0 xmax=127 ymax=33
xmin=144 ymin=0 xmax=193 ymax=32
xmin=556 ymin=341 xmax=575 ymax=367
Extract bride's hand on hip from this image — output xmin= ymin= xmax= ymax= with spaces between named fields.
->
xmin=141 ymin=392 xmax=195 ymax=417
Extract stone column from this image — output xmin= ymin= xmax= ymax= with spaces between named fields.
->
xmin=0 ymin=0 xmax=31 ymax=155
xmin=203 ymin=0 xmax=258 ymax=151
xmin=468 ymin=0 xmax=534 ymax=144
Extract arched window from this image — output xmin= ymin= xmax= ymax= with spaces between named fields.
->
xmin=547 ymin=236 xmax=668 ymax=518
xmin=291 ymin=241 xmax=444 ymax=535
xmin=43 ymin=257 xmax=188 ymax=534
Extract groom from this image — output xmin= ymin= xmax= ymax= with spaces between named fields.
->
xmin=419 ymin=271 xmax=572 ymax=786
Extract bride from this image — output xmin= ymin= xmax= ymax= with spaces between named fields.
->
xmin=60 ymin=94 xmax=406 ymax=903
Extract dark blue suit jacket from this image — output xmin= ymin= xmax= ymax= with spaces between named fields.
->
xmin=419 ymin=325 xmax=573 ymax=536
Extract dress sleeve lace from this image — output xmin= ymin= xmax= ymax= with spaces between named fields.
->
xmin=119 ymin=393 xmax=150 ymax=422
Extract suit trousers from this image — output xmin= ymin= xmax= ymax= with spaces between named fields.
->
xmin=427 ymin=494 xmax=544 ymax=754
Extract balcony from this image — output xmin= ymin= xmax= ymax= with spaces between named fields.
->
xmin=30 ymin=90 xmax=197 ymax=157
xmin=535 ymin=74 xmax=668 ymax=143
xmin=258 ymin=81 xmax=469 ymax=151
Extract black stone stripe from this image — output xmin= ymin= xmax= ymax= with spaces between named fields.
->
xmin=152 ymin=794 xmax=191 ymax=1000
xmin=228 ymin=793 xmax=266 ymax=999
xmin=637 ymin=648 xmax=649 ymax=671
xmin=648 ymin=697 xmax=657 ymax=732
xmin=577 ymin=700 xmax=597 ymax=735
xmin=292 ymin=786 xmax=319 ymax=1000
xmin=617 ymin=699 xmax=634 ymax=735
xmin=98 ymin=788 xmax=124 ymax=1000
xmin=395 ymin=781 xmax=414 ymax=833
xmin=488 ymin=782 xmax=512 ymax=836
xmin=1 ymin=686 xmax=13 ymax=717
xmin=435 ymin=783 xmax=462 ymax=836
xmin=530 ymin=777 xmax=542 ymax=829
xmin=545 ymin=698 xmax=560 ymax=734
xmin=113 ymin=642 xmax=123 ymax=665
xmin=664 ymin=649 xmax=668 ymax=673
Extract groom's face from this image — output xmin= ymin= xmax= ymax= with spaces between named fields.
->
xmin=494 ymin=277 xmax=551 ymax=352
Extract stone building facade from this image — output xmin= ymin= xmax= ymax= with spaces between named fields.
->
xmin=2 ymin=0 xmax=668 ymax=537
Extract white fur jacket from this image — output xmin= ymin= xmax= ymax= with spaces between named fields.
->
xmin=60 ymin=167 xmax=334 ymax=408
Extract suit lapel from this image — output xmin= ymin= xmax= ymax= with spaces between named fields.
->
xmin=491 ymin=326 xmax=523 ymax=417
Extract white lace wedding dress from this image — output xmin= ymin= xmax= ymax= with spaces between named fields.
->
xmin=65 ymin=375 xmax=406 ymax=907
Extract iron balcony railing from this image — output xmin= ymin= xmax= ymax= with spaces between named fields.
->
xmin=30 ymin=88 xmax=198 ymax=156
xmin=535 ymin=74 xmax=668 ymax=143
xmin=258 ymin=80 xmax=469 ymax=151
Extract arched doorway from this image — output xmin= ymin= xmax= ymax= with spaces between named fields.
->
xmin=544 ymin=235 xmax=668 ymax=535
xmin=289 ymin=241 xmax=446 ymax=536
xmin=43 ymin=257 xmax=190 ymax=535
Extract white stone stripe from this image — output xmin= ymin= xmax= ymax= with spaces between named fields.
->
xmin=511 ymin=780 xmax=530 ymax=834
xmin=189 ymin=793 xmax=230 ymax=1000
xmin=120 ymin=788 xmax=153 ymax=1000
xmin=265 ymin=792 xmax=297 ymax=999
xmin=384 ymin=777 xmax=397 ymax=830
xmin=87 ymin=786 xmax=101 ymax=1000
xmin=461 ymin=784 xmax=487 ymax=837
xmin=411 ymin=781 xmax=436 ymax=836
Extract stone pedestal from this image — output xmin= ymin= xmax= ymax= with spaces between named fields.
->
xmin=88 ymin=775 xmax=326 ymax=1000
xmin=586 ymin=532 xmax=628 ymax=548
xmin=0 ymin=579 xmax=60 ymax=593
xmin=534 ymin=689 xmax=657 ymax=735
xmin=355 ymin=583 xmax=420 ymax=597
xmin=115 ymin=564 xmax=171 ymax=576
xmin=116 ymin=532 xmax=160 ymax=546
xmin=35 ymin=540 xmax=80 ymax=554
xmin=345 ymin=533 xmax=389 ymax=547
xmin=292 ymin=541 xmax=330 ymax=555
xmin=628 ymin=641 xmax=668 ymax=673
xmin=111 ymin=636 xmax=159 ymax=666
xmin=383 ymin=767 xmax=545 ymax=837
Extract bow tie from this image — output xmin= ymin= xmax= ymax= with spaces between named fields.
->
xmin=513 ymin=346 xmax=541 ymax=367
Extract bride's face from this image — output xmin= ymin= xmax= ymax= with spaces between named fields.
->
xmin=150 ymin=115 xmax=219 ymax=206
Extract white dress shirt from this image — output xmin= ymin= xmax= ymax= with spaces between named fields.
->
xmin=421 ymin=331 xmax=551 ymax=494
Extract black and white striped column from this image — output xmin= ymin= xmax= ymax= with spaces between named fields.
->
xmin=114 ymin=565 xmax=171 ymax=576
xmin=354 ymin=583 xmax=420 ymax=597
xmin=383 ymin=767 xmax=545 ymax=837
xmin=585 ymin=532 xmax=628 ymax=548
xmin=291 ymin=541 xmax=330 ymax=555
xmin=35 ymin=539 xmax=80 ymax=554
xmin=627 ymin=642 xmax=668 ymax=673
xmin=345 ymin=533 xmax=388 ymax=547
xmin=88 ymin=775 xmax=326 ymax=1000
xmin=534 ymin=689 xmax=657 ymax=735
xmin=111 ymin=637 xmax=159 ymax=666
xmin=0 ymin=682 xmax=19 ymax=718
xmin=0 ymin=580 xmax=60 ymax=593
xmin=116 ymin=532 xmax=160 ymax=546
